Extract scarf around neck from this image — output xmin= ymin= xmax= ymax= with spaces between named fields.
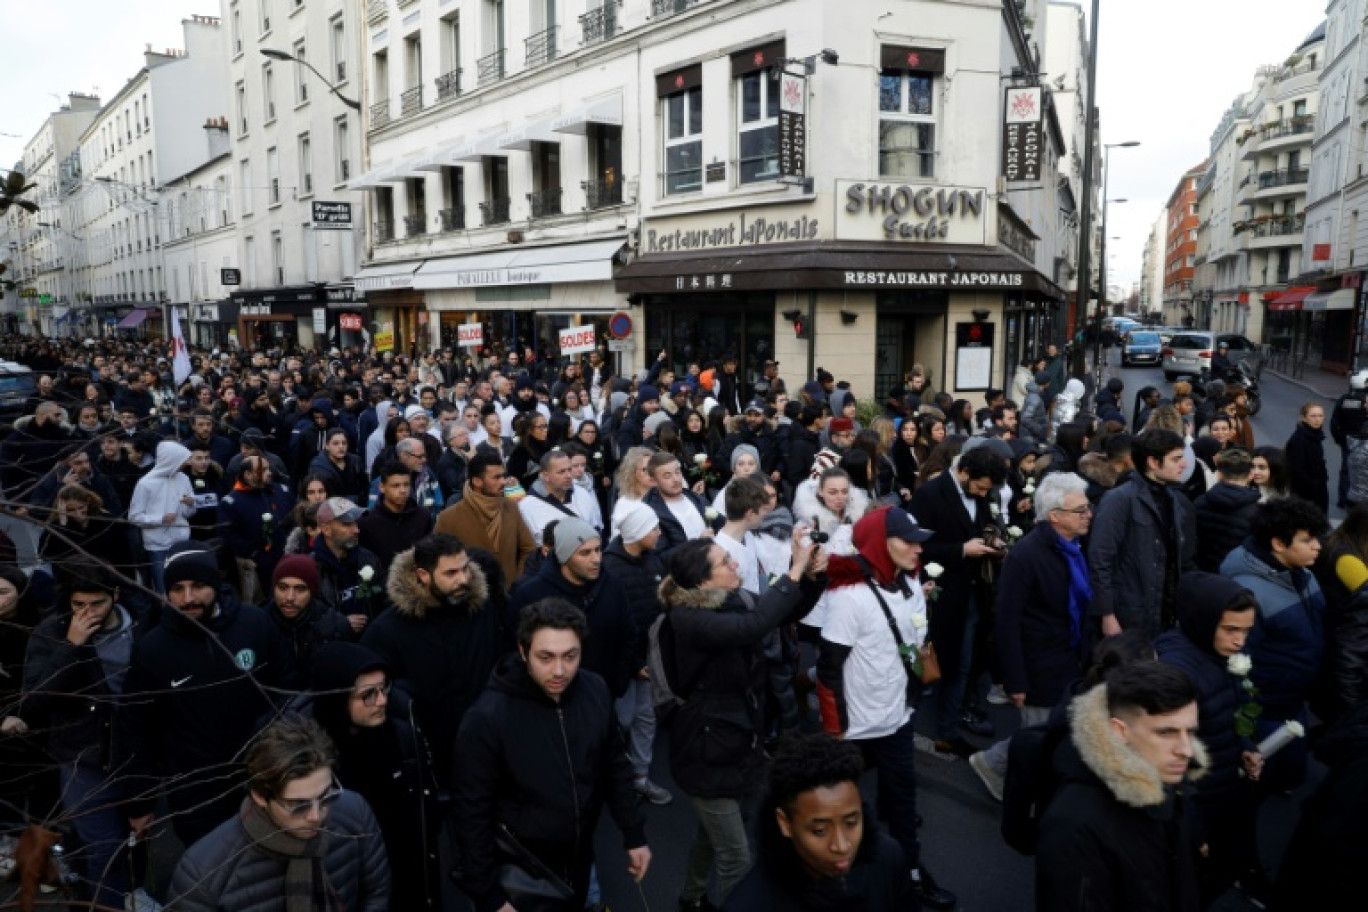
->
xmin=462 ymin=480 xmax=505 ymax=542
xmin=1053 ymin=528 xmax=1093 ymax=648
xmin=239 ymin=797 xmax=339 ymax=912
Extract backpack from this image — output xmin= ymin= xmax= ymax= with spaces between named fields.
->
xmin=646 ymin=613 xmax=686 ymax=714
xmin=1001 ymin=721 xmax=1069 ymax=855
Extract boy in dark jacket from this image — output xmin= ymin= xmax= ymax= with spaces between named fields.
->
xmin=723 ymin=734 xmax=913 ymax=911
xmin=358 ymin=462 xmax=433 ymax=587
xmin=1193 ymin=448 xmax=1260 ymax=573
xmin=262 ymin=553 xmax=354 ymax=690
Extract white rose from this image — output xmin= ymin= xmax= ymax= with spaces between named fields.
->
xmin=924 ymin=563 xmax=944 ymax=579
xmin=552 ymin=398 xmax=559 ymax=406
xmin=194 ymin=478 xmax=205 ymax=489
xmin=358 ymin=565 xmax=375 ymax=582
xmin=694 ymin=453 xmax=707 ymax=465
xmin=704 ymin=507 xmax=719 ymax=521
xmin=1285 ymin=720 xmax=1305 ymax=737
xmin=1023 ymin=482 xmax=1036 ymax=495
xmin=593 ymin=452 xmax=603 ymax=461
xmin=261 ymin=512 xmax=273 ymax=522
xmin=149 ymin=406 xmax=158 ymax=415
xmin=911 ymin=613 xmax=928 ymax=632
xmin=1227 ymin=653 xmax=1252 ymax=677
xmin=990 ymin=503 xmax=1000 ymax=517
xmin=512 ymin=436 xmax=520 ymax=444
xmin=423 ymin=497 xmax=434 ymax=507
xmin=1007 ymin=525 xmax=1023 ymax=539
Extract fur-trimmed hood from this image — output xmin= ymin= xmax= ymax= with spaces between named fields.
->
xmin=791 ymin=478 xmax=870 ymax=534
xmin=657 ymin=578 xmax=729 ymax=611
xmin=385 ymin=547 xmax=490 ymax=619
xmin=1077 ymin=452 xmax=1120 ymax=489
xmin=1068 ymin=683 xmax=1208 ymax=809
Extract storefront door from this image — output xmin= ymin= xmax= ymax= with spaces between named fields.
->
xmin=644 ymin=293 xmax=775 ymax=392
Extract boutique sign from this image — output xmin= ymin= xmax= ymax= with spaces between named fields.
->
xmin=835 ymin=180 xmax=988 ymax=245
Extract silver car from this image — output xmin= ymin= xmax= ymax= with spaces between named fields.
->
xmin=1161 ymin=332 xmax=1259 ymax=381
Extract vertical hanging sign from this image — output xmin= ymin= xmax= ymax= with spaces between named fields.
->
xmin=1003 ymin=86 xmax=1043 ymax=183
xmin=779 ymin=71 xmax=807 ymax=179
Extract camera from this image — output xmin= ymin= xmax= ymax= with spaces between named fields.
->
xmin=809 ymin=519 xmax=830 ymax=546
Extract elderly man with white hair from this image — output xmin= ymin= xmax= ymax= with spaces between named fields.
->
xmin=968 ymin=471 xmax=1095 ymax=801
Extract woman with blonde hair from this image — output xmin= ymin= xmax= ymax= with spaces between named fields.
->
xmin=610 ymin=445 xmax=657 ymax=538
xmin=1145 ymin=403 xmax=1197 ymax=484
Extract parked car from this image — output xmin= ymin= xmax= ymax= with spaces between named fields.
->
xmin=1121 ymin=331 xmax=1163 ymax=367
xmin=0 ymin=361 xmax=36 ymax=422
xmin=1161 ymin=332 xmax=1260 ymax=381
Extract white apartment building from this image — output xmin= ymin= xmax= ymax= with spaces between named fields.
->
xmin=68 ymin=15 xmax=230 ymax=341
xmin=1044 ymin=1 xmax=1092 ymax=323
xmin=220 ymin=0 xmax=369 ymax=351
xmin=1141 ymin=213 xmax=1164 ymax=318
xmin=358 ymin=0 xmax=1080 ymax=400
xmin=0 ymin=94 xmax=101 ymax=336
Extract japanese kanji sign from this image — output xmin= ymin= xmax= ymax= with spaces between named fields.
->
xmin=1002 ymin=87 xmax=1043 ymax=183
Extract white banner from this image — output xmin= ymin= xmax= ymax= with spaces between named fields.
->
xmin=558 ymin=324 xmax=597 ymax=355
xmin=170 ymin=308 xmax=192 ymax=386
xmin=458 ymin=322 xmax=483 ymax=348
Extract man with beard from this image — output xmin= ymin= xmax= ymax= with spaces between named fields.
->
xmin=0 ymin=400 xmax=81 ymax=500
xmin=123 ymin=541 xmax=291 ymax=846
xmin=313 ymin=497 xmax=384 ymax=631
xmin=434 ymin=448 xmax=536 ymax=588
xmin=719 ymin=400 xmax=784 ymax=484
xmin=219 ymin=454 xmax=296 ymax=604
xmin=500 ymin=373 xmax=549 ymax=439
xmin=180 ymin=408 xmax=237 ymax=469
xmin=362 ymin=534 xmax=512 ymax=784
xmin=263 ymin=553 xmax=354 ymax=690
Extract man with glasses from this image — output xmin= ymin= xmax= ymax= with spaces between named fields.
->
xmin=170 ymin=714 xmax=391 ymax=911
xmin=968 ymin=473 xmax=1095 ymax=802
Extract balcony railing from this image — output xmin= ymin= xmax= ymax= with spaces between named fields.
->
xmin=435 ymin=68 xmax=462 ymax=102
xmin=479 ymin=198 xmax=511 ymax=226
xmin=1258 ymin=168 xmax=1309 ymax=189
xmin=404 ymin=214 xmax=427 ymax=237
xmin=580 ymin=2 xmax=619 ymax=46
xmin=525 ymin=27 xmax=557 ymax=67
xmin=367 ymin=0 xmax=386 ymax=23
xmin=582 ymin=178 xmax=623 ymax=209
xmin=370 ymin=99 xmax=391 ymax=130
xmin=1252 ymin=215 xmax=1306 ymax=238
xmin=527 ymin=187 xmax=563 ymax=218
xmin=477 ymin=49 xmax=505 ymax=86
xmin=373 ymin=221 xmax=395 ymax=242
xmin=1260 ymin=117 xmax=1316 ymax=141
xmin=400 ymin=85 xmax=423 ymax=117
xmin=652 ymin=0 xmax=698 ymax=18
xmin=439 ymin=207 xmax=465 ymax=232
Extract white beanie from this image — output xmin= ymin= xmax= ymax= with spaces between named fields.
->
xmin=404 ymin=404 xmax=427 ymax=421
xmin=619 ymin=502 xmax=660 ymax=546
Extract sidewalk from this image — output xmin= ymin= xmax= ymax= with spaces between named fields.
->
xmin=1263 ymin=365 xmax=1345 ymax=400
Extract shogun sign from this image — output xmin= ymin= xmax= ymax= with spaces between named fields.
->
xmin=835 ymin=180 xmax=988 ymax=245
xmin=558 ymin=325 xmax=597 ymax=355
xmin=458 ymin=322 xmax=483 ymax=348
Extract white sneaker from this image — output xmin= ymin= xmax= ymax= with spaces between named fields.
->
xmin=986 ymin=684 xmax=1011 ymax=705
xmin=969 ymin=751 xmax=1005 ymax=802
xmin=127 ymin=888 xmax=164 ymax=912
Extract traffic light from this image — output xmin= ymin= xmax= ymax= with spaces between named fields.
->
xmin=793 ymin=316 xmax=809 ymax=339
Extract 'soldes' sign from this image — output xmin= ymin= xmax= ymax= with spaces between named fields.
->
xmin=458 ymin=323 xmax=483 ymax=347
xmin=559 ymin=325 xmax=597 ymax=355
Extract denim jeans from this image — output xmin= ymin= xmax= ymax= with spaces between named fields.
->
xmin=856 ymin=717 xmax=922 ymax=869
xmin=145 ymin=548 xmax=167 ymax=594
xmin=936 ymin=596 xmax=979 ymax=740
xmin=58 ymin=763 xmax=132 ymax=910
xmin=682 ymin=795 xmax=751 ymax=905
xmin=614 ymin=679 xmax=657 ymax=780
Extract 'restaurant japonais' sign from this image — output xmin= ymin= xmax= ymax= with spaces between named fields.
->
xmin=835 ymin=180 xmax=988 ymax=245
xmin=1002 ymin=87 xmax=1043 ymax=183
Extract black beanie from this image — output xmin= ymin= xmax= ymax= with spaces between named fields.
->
xmin=163 ymin=541 xmax=222 ymax=591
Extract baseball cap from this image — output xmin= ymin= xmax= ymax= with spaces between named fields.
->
xmin=318 ymin=497 xmax=364 ymax=524
xmin=885 ymin=507 xmax=934 ymax=544
xmin=744 ymin=400 xmax=767 ymax=414
xmin=802 ymin=380 xmax=827 ymax=403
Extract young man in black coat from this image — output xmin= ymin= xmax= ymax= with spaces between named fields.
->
xmin=455 ymin=600 xmax=650 ymax=912
xmin=723 ymin=735 xmax=914 ymax=911
xmin=262 ymin=553 xmax=355 ymax=690
xmin=1193 ymin=448 xmax=1261 ymax=572
xmin=1036 ymin=661 xmax=1205 ymax=912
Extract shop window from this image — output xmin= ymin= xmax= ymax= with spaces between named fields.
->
xmin=736 ymin=68 xmax=780 ymax=184
xmin=663 ymin=85 xmax=702 ymax=194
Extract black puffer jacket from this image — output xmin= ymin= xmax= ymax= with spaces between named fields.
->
xmin=455 ymin=654 xmax=645 ymax=912
xmin=1325 ymin=584 xmax=1368 ymax=723
xmin=601 ymin=536 xmax=666 ymax=671
xmin=1193 ymin=482 xmax=1260 ymax=573
xmin=1285 ymin=420 xmax=1329 ymax=512
xmin=168 ymin=793 xmax=391 ymax=911
xmin=1155 ymin=573 xmax=1257 ymax=811
xmin=262 ymin=597 xmax=355 ymax=690
xmin=661 ymin=575 xmax=820 ymax=799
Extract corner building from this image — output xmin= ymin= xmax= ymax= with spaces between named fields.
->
xmin=360 ymin=0 xmax=1076 ymax=398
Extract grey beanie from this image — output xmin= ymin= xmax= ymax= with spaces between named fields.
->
xmin=609 ymin=391 xmax=629 ymax=414
xmin=730 ymin=443 xmax=760 ymax=471
xmin=552 ymin=516 xmax=600 ymax=564
xmin=644 ymin=411 xmax=673 ymax=437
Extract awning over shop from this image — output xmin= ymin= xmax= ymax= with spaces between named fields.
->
xmin=355 ymin=260 xmax=424 ymax=293
xmin=414 ymin=237 xmax=624 ymax=290
xmin=345 ymin=154 xmax=430 ymax=191
xmin=1303 ymin=289 xmax=1357 ymax=311
xmin=116 ymin=309 xmax=149 ymax=329
xmin=497 ymin=120 xmax=562 ymax=151
xmin=613 ymin=242 xmax=1064 ymax=299
xmin=551 ymin=95 xmax=623 ymax=135
xmin=1266 ymin=286 xmax=1316 ymax=312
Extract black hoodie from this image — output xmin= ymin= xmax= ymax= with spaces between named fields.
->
xmin=1192 ymin=481 xmax=1260 ymax=572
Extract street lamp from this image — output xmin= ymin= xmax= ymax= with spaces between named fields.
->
xmin=261 ymin=48 xmax=361 ymax=111
xmin=1092 ymin=141 xmax=1141 ymax=389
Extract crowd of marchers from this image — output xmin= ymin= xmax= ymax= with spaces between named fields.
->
xmin=0 ymin=333 xmax=1365 ymax=912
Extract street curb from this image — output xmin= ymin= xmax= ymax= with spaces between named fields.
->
xmin=1262 ymin=368 xmax=1339 ymax=401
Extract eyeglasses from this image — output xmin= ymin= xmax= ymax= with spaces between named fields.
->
xmin=710 ymin=555 xmax=739 ymax=570
xmin=1053 ymin=505 xmax=1092 ymax=516
xmin=353 ymin=680 xmax=392 ymax=706
xmin=273 ymin=780 xmax=343 ymax=818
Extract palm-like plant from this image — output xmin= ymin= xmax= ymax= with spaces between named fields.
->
xmin=0 ymin=170 xmax=38 ymax=217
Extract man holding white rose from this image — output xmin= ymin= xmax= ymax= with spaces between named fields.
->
xmin=813 ymin=506 xmax=958 ymax=910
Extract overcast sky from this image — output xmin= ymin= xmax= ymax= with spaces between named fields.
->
xmin=0 ymin=0 xmax=1330 ymax=291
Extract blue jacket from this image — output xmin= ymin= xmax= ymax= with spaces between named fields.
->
xmin=218 ymin=482 xmax=296 ymax=578
xmin=1220 ymin=541 xmax=1326 ymax=718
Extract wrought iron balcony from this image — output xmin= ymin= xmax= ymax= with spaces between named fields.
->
xmin=436 ymin=68 xmax=462 ymax=102
xmin=1251 ymin=215 xmax=1305 ymax=238
xmin=479 ymin=198 xmax=511 ymax=226
xmin=439 ymin=207 xmax=465 ymax=232
xmin=404 ymin=214 xmax=427 ymax=237
xmin=580 ymin=2 xmax=619 ymax=46
xmin=525 ymin=27 xmax=557 ymax=67
xmin=1260 ymin=117 xmax=1315 ymax=140
xmin=582 ymin=178 xmax=623 ymax=210
xmin=651 ymin=0 xmax=698 ymax=19
xmin=373 ymin=220 xmax=395 ymax=242
xmin=477 ymin=49 xmax=505 ymax=87
xmin=370 ymin=99 xmax=391 ymax=130
xmin=527 ymin=188 xmax=563 ymax=218
xmin=400 ymin=85 xmax=423 ymax=117
xmin=1257 ymin=168 xmax=1309 ymax=189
